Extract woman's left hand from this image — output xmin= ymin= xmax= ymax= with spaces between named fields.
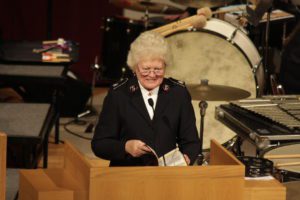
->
xmin=183 ymin=154 xmax=190 ymax=165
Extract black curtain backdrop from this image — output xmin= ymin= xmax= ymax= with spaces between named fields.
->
xmin=0 ymin=0 xmax=121 ymax=83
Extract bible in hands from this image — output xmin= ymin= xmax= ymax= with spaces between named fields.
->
xmin=144 ymin=146 xmax=188 ymax=166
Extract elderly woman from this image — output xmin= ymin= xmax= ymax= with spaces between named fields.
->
xmin=92 ymin=31 xmax=200 ymax=166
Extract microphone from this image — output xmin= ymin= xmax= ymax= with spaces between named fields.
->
xmin=148 ymin=98 xmax=155 ymax=113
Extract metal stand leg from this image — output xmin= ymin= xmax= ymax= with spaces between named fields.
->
xmin=197 ymin=100 xmax=208 ymax=165
xmin=263 ymin=7 xmax=273 ymax=94
xmin=52 ymin=89 xmax=62 ymax=144
xmin=76 ymin=56 xmax=100 ymax=132
xmin=235 ymin=136 xmax=243 ymax=156
xmin=53 ymin=89 xmax=60 ymax=144
xmin=43 ymin=134 xmax=49 ymax=168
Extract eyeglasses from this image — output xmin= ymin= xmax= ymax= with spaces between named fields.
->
xmin=138 ymin=67 xmax=165 ymax=76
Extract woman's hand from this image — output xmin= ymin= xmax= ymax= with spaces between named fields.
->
xmin=183 ymin=154 xmax=191 ymax=165
xmin=125 ymin=140 xmax=151 ymax=157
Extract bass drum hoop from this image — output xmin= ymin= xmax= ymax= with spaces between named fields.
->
xmin=202 ymin=19 xmax=263 ymax=92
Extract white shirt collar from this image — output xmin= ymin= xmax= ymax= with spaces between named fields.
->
xmin=138 ymin=82 xmax=159 ymax=97
xmin=138 ymin=82 xmax=159 ymax=120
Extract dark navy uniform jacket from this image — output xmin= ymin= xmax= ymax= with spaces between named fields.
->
xmin=91 ymin=76 xmax=200 ymax=166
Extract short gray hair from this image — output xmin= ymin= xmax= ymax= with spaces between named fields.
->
xmin=127 ymin=31 xmax=171 ymax=70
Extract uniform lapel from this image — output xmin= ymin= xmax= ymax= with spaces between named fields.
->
xmin=153 ymin=79 xmax=171 ymax=122
xmin=129 ymin=78 xmax=152 ymax=124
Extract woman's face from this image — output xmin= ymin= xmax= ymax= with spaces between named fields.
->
xmin=135 ymin=58 xmax=165 ymax=90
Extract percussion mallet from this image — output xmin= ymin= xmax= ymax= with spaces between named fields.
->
xmin=151 ymin=7 xmax=212 ymax=37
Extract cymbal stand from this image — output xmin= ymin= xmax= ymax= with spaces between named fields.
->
xmin=196 ymin=100 xmax=208 ymax=165
xmin=140 ymin=1 xmax=152 ymax=30
xmin=145 ymin=7 xmax=150 ymax=30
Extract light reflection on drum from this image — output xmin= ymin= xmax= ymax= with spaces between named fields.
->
xmin=165 ymin=19 xmax=264 ymax=149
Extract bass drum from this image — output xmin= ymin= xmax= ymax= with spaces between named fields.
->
xmin=165 ymin=18 xmax=264 ymax=149
xmin=262 ymin=143 xmax=300 ymax=182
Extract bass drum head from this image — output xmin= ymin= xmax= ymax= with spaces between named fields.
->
xmin=165 ymin=19 xmax=263 ymax=149
xmin=262 ymin=143 xmax=300 ymax=181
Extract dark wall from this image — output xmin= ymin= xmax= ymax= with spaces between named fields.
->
xmin=0 ymin=0 xmax=121 ymax=83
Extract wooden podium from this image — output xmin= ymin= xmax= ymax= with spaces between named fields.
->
xmin=0 ymin=132 xmax=7 ymax=200
xmin=89 ymin=140 xmax=244 ymax=200
xmin=19 ymin=140 xmax=286 ymax=200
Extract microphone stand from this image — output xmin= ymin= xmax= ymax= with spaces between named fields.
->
xmin=195 ymin=79 xmax=209 ymax=165
xmin=197 ymin=100 xmax=208 ymax=165
xmin=76 ymin=56 xmax=101 ymax=133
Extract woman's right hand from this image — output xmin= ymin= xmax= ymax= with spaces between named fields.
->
xmin=125 ymin=140 xmax=151 ymax=157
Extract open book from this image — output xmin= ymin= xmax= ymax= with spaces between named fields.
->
xmin=145 ymin=146 xmax=188 ymax=166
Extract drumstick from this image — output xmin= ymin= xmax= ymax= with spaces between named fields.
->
xmin=275 ymin=161 xmax=300 ymax=167
xmin=43 ymin=40 xmax=58 ymax=44
xmin=155 ymin=23 xmax=195 ymax=37
xmin=151 ymin=15 xmax=206 ymax=36
xmin=151 ymin=7 xmax=212 ymax=36
xmin=264 ymin=154 xmax=300 ymax=159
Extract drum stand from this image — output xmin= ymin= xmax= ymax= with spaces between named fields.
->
xmin=246 ymin=0 xmax=274 ymax=94
xmin=263 ymin=7 xmax=273 ymax=94
xmin=196 ymin=100 xmax=208 ymax=165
